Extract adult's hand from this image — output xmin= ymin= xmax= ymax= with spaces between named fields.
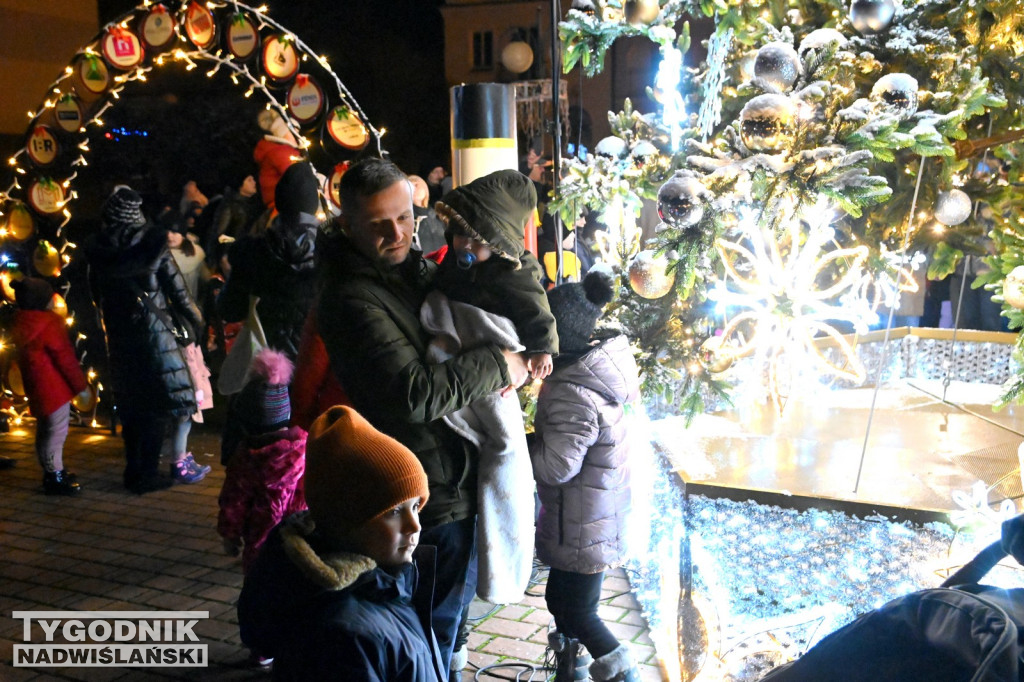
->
xmin=501 ymin=349 xmax=529 ymax=397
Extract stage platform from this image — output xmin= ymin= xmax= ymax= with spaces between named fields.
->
xmin=651 ymin=377 xmax=1024 ymax=520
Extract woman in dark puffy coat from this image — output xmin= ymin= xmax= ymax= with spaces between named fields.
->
xmin=86 ymin=186 xmax=209 ymax=494
xmin=217 ymin=162 xmax=319 ymax=361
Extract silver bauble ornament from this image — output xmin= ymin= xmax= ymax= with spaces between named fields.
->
xmin=739 ymin=94 xmax=796 ymax=153
xmin=630 ymin=140 xmax=659 ymax=167
xmin=849 ymin=0 xmax=896 ymax=34
xmin=753 ymin=42 xmax=801 ymax=91
xmin=638 ymin=113 xmax=672 ymax=151
xmin=1004 ymin=266 xmax=1024 ymax=310
xmin=799 ymin=28 xmax=848 ymax=54
xmin=628 ymin=250 xmax=675 ymax=299
xmin=595 ymin=135 xmax=629 ymax=159
xmin=623 ymin=0 xmax=660 ymax=26
xmin=934 ymin=189 xmax=972 ymax=226
xmin=870 ymin=73 xmax=918 ymax=120
xmin=657 ymin=174 xmax=705 ymax=229
xmin=570 ymin=0 xmax=597 ymax=14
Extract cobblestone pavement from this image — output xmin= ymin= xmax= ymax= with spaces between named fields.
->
xmin=0 ymin=421 xmax=667 ymax=681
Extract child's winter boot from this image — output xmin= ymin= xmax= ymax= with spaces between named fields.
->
xmin=43 ymin=470 xmax=81 ymax=496
xmin=547 ymin=630 xmax=592 ymax=681
xmin=589 ymin=644 xmax=641 ymax=682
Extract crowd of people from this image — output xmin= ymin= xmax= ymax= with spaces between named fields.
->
xmin=9 ymin=109 xmax=1016 ymax=678
xmin=6 ymin=117 xmax=643 ymax=681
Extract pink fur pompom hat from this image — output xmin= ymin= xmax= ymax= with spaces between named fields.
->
xmin=234 ymin=349 xmax=294 ymax=434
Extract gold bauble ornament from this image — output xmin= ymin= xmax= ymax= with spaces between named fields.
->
xmin=739 ymin=93 xmax=796 ymax=153
xmin=601 ymin=5 xmax=623 ymax=21
xmin=4 ymin=202 xmax=35 ymax=242
xmin=623 ymin=0 xmax=660 ymax=25
xmin=72 ymin=385 xmax=98 ymax=413
xmin=6 ymin=362 xmax=24 ymax=397
xmin=628 ymin=250 xmax=675 ymax=299
xmin=33 ymin=240 xmax=61 ymax=278
xmin=1004 ymin=266 xmax=1024 ymax=310
xmin=51 ymin=292 xmax=68 ymax=318
xmin=699 ymin=336 xmax=735 ymax=373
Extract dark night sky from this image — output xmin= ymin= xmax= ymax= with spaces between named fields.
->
xmin=93 ymin=0 xmax=451 ymax=197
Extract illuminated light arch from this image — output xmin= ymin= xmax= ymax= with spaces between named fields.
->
xmin=0 ymin=1 xmax=383 ymax=425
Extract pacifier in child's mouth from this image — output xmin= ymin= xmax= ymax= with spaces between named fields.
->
xmin=456 ymin=250 xmax=477 ymax=270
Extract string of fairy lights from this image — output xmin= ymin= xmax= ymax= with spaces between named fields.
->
xmin=0 ymin=0 xmax=380 ymax=427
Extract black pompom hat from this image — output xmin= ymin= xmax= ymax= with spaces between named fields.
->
xmin=547 ymin=270 xmax=615 ymax=353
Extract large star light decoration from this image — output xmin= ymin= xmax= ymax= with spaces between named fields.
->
xmin=709 ymin=207 xmax=871 ymax=409
xmin=848 ymin=245 xmax=926 ymax=326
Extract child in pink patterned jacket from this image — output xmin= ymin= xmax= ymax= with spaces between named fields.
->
xmin=218 ymin=348 xmax=307 ymax=573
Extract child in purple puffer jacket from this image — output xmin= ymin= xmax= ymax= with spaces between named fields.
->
xmin=530 ymin=270 xmax=643 ymax=682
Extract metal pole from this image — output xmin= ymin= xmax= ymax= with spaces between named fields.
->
xmin=853 ymin=155 xmax=926 ymax=494
xmin=550 ymin=0 xmax=564 ymax=284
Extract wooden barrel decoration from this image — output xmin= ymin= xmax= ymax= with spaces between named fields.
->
xmin=51 ymin=292 xmax=69 ymax=318
xmin=324 ymin=105 xmax=370 ymax=157
xmin=0 ymin=263 xmax=24 ymax=301
xmin=33 ymin=240 xmax=62 ymax=278
xmin=6 ymin=362 xmax=24 ymax=397
xmin=4 ymin=202 xmax=35 ymax=242
xmin=225 ymin=11 xmax=260 ymax=61
xmin=287 ymin=74 xmax=325 ymax=127
xmin=26 ymin=125 xmax=59 ymax=168
xmin=51 ymin=94 xmax=84 ymax=134
xmin=326 ymin=162 xmax=349 ymax=212
xmin=72 ymin=53 xmax=111 ymax=98
xmin=27 ymin=178 xmax=66 ymax=217
xmin=101 ymin=25 xmax=144 ymax=71
xmin=262 ymin=34 xmax=300 ymax=85
xmin=184 ymin=0 xmax=217 ymax=50
xmin=139 ymin=3 xmax=177 ymax=53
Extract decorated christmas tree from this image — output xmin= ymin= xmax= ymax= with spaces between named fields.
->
xmin=552 ymin=0 xmax=1024 ymax=415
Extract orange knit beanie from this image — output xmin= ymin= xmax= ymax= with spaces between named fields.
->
xmin=305 ymin=406 xmax=429 ymax=532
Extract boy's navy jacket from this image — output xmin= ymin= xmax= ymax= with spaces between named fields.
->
xmin=238 ymin=512 xmax=445 ymax=682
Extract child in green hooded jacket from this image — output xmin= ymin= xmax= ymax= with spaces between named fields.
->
xmin=433 ymin=169 xmax=558 ymax=378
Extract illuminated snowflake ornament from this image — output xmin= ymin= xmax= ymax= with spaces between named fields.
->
xmin=950 ymin=480 xmax=1016 ymax=533
xmin=849 ymin=245 xmax=925 ymax=325
xmin=709 ymin=204 xmax=871 ymax=409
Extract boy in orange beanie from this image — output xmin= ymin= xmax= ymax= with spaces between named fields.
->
xmin=238 ymin=405 xmax=443 ymax=680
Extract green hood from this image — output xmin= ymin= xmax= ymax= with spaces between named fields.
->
xmin=434 ymin=169 xmax=536 ymax=269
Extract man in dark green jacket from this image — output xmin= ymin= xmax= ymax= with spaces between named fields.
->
xmin=317 ymin=157 xmax=530 ymax=674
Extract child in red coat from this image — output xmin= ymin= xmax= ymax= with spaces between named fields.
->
xmin=218 ymin=348 xmax=307 ymax=573
xmin=10 ymin=278 xmax=87 ymax=495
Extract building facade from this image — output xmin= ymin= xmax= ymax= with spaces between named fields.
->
xmin=0 ymin=1 xmax=99 ymax=154
xmin=440 ymin=0 xmax=665 ymax=159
